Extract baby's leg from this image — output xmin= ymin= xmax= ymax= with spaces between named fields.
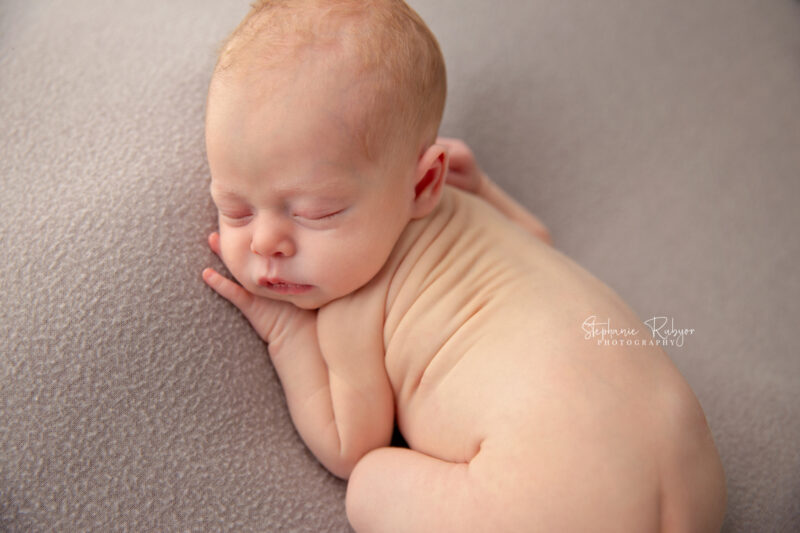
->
xmin=346 ymin=443 xmax=664 ymax=533
xmin=346 ymin=446 xmax=481 ymax=533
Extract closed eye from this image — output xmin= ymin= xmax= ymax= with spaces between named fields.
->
xmin=294 ymin=208 xmax=346 ymax=221
xmin=219 ymin=211 xmax=253 ymax=224
xmin=315 ymin=208 xmax=346 ymax=220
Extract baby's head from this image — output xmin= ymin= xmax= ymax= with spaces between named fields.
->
xmin=205 ymin=0 xmax=448 ymax=309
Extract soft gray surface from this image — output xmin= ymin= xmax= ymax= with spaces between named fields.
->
xmin=1 ymin=0 xmax=798 ymax=531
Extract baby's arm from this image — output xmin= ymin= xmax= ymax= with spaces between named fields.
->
xmin=202 ymin=234 xmax=393 ymax=479
xmin=438 ymin=137 xmax=553 ymax=245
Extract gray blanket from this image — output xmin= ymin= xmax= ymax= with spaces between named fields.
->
xmin=2 ymin=0 xmax=798 ymax=531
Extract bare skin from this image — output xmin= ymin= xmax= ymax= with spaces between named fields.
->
xmin=202 ymin=67 xmax=726 ymax=532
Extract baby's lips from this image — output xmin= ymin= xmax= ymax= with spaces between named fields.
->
xmin=257 ymin=277 xmax=313 ymax=295
xmin=258 ymin=276 xmax=310 ymax=288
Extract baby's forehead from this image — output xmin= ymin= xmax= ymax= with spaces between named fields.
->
xmin=208 ymin=129 xmax=371 ymax=196
xmin=211 ymin=172 xmax=358 ymax=198
xmin=212 ymin=44 xmax=371 ymax=120
xmin=209 ymin=20 xmax=417 ymax=167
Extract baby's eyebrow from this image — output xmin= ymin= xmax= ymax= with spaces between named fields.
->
xmin=276 ymin=181 xmax=352 ymax=198
xmin=209 ymin=185 xmax=244 ymax=202
xmin=209 ymin=176 xmax=356 ymax=203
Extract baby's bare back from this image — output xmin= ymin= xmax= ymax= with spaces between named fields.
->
xmin=323 ymin=187 xmax=725 ymax=531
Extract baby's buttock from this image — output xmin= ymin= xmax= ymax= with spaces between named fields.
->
xmin=393 ymin=325 xmax=723 ymax=531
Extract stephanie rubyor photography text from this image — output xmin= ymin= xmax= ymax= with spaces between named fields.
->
xmin=582 ymin=315 xmax=697 ymax=348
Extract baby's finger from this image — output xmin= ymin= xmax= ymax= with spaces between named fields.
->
xmin=208 ymin=231 xmax=222 ymax=257
xmin=202 ymin=267 xmax=254 ymax=314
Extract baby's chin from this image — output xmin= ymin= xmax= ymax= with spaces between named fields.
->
xmin=256 ymin=287 xmax=336 ymax=310
xmin=289 ymin=296 xmax=328 ymax=310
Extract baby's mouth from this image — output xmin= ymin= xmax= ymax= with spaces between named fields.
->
xmin=257 ymin=277 xmax=313 ymax=295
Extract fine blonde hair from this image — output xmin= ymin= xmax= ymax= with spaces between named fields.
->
xmin=211 ymin=0 xmax=447 ymax=162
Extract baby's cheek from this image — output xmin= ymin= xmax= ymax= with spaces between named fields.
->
xmin=337 ymin=237 xmax=388 ymax=288
xmin=218 ymin=229 xmax=245 ymax=267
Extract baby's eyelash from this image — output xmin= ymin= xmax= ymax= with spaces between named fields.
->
xmin=294 ymin=208 xmax=346 ymax=221
xmin=316 ymin=209 xmax=345 ymax=219
xmin=220 ymin=210 xmax=252 ymax=222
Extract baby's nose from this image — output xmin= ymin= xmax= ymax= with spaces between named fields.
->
xmin=250 ymin=215 xmax=296 ymax=258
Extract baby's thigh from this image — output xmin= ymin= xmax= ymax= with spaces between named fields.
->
xmin=469 ymin=436 xmax=663 ymax=532
xmin=347 ymin=441 xmax=662 ymax=532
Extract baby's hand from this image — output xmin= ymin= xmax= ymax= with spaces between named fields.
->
xmin=437 ymin=137 xmax=486 ymax=194
xmin=202 ymin=232 xmax=313 ymax=345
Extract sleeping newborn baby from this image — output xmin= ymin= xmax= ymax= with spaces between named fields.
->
xmin=201 ymin=1 xmax=727 ymax=531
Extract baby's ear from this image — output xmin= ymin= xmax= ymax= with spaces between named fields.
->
xmin=411 ymin=143 xmax=449 ymax=219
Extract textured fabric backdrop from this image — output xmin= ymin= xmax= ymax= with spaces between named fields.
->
xmin=1 ymin=0 xmax=798 ymax=531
